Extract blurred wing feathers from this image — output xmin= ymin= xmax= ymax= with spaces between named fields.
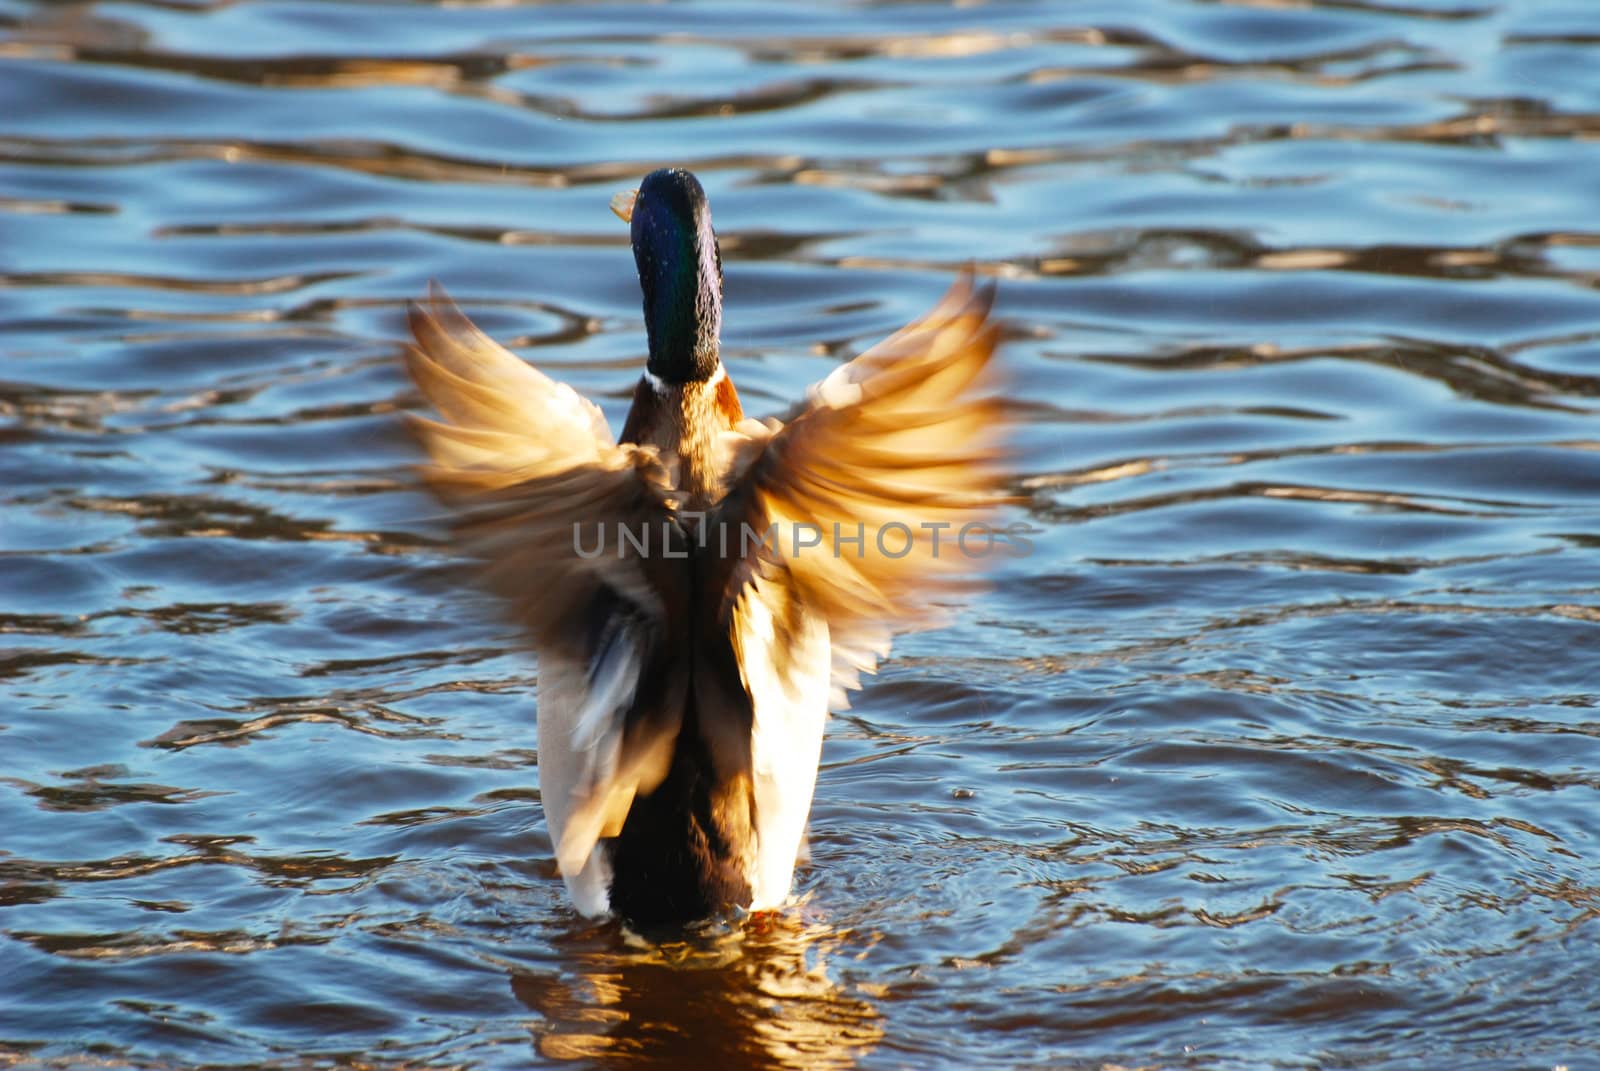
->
xmin=722 ymin=274 xmax=1006 ymax=706
xmin=404 ymin=284 xmax=674 ymax=637
xmin=404 ymin=285 xmax=681 ymax=886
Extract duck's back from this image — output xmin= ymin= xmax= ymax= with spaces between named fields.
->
xmin=537 ymin=369 xmax=831 ymax=924
xmin=538 ymin=540 xmax=830 ymax=925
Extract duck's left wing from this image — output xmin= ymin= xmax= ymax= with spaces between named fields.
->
xmin=403 ymin=285 xmax=684 ymax=887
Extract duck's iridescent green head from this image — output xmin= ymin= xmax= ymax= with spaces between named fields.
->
xmin=629 ymin=168 xmax=722 ymax=384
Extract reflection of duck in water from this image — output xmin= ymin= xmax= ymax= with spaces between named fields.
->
xmin=511 ymin=914 xmax=883 ymax=1069
xmin=405 ymin=167 xmax=1003 ymax=926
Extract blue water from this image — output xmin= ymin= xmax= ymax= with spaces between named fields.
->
xmin=2 ymin=1 xmax=1599 ymax=1067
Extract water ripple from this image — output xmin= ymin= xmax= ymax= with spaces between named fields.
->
xmin=3 ymin=0 xmax=1599 ymax=1067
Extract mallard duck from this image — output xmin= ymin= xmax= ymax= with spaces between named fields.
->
xmin=404 ymin=167 xmax=1003 ymax=927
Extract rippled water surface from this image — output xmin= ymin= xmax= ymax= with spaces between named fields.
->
xmin=4 ymin=0 xmax=1599 ymax=1067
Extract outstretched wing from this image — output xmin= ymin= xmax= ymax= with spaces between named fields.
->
xmin=404 ymin=285 xmax=685 ymax=904
xmin=716 ymin=274 xmax=1007 ymax=708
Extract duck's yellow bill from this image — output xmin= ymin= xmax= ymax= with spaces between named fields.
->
xmin=609 ymin=188 xmax=638 ymax=224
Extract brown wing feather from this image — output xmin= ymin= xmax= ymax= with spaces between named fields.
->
xmin=714 ymin=274 xmax=1008 ymax=705
xmin=403 ymin=285 xmax=676 ymax=637
xmin=403 ymin=284 xmax=686 ymax=881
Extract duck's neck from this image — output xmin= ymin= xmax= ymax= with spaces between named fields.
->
xmin=621 ymin=365 xmax=743 ymax=510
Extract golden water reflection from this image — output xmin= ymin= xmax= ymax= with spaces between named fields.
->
xmin=513 ymin=915 xmax=883 ymax=1070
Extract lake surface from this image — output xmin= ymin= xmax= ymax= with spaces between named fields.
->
xmin=3 ymin=0 xmax=1599 ymax=1067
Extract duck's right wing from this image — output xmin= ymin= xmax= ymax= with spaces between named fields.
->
xmin=404 ymin=285 xmax=685 ymax=890
xmin=715 ymin=275 xmax=1007 ymax=707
